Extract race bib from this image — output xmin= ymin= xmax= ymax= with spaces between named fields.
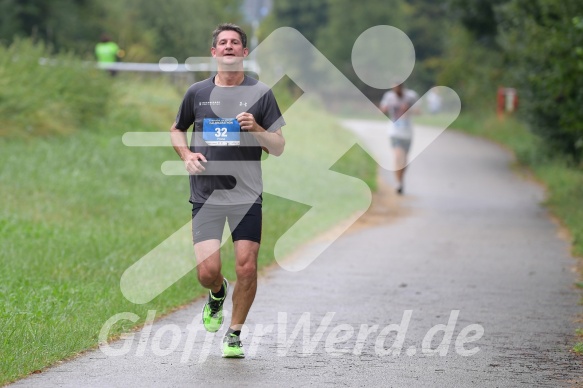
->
xmin=203 ymin=118 xmax=241 ymax=146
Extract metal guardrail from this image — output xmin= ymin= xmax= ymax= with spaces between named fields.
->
xmin=38 ymin=57 xmax=260 ymax=74
xmin=95 ymin=59 xmax=260 ymax=74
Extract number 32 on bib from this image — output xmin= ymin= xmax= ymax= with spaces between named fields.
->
xmin=203 ymin=118 xmax=241 ymax=146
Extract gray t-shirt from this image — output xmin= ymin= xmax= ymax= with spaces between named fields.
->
xmin=175 ymin=75 xmax=285 ymax=205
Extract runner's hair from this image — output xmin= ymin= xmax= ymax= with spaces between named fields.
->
xmin=212 ymin=23 xmax=247 ymax=48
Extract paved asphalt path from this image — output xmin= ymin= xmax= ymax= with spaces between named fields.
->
xmin=11 ymin=121 xmax=582 ymax=387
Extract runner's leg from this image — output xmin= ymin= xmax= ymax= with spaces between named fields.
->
xmin=194 ymin=239 xmax=223 ymax=293
xmin=229 ymin=240 xmax=259 ymax=330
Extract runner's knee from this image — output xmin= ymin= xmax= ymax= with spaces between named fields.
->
xmin=235 ymin=260 xmax=257 ymax=281
xmin=197 ymin=265 xmax=221 ymax=287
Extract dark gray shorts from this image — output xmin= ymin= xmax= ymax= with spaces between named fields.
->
xmin=390 ymin=137 xmax=412 ymax=152
xmin=191 ymin=202 xmax=262 ymax=244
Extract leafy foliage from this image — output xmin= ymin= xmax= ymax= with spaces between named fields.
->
xmin=438 ymin=0 xmax=583 ymax=161
xmin=447 ymin=0 xmax=507 ymax=47
xmin=260 ymin=0 xmax=328 ymax=45
xmin=0 ymin=0 xmax=244 ymax=61
xmin=260 ymin=0 xmax=407 ymax=102
xmin=0 ymin=0 xmax=104 ymax=54
xmin=497 ymin=0 xmax=583 ymax=160
xmin=128 ymin=0 xmax=244 ymax=61
xmin=0 ymin=39 xmax=113 ymax=136
xmin=2 ymin=0 xmax=582 ymax=160
xmin=436 ymin=24 xmax=506 ymax=110
xmin=400 ymin=0 xmax=451 ymax=90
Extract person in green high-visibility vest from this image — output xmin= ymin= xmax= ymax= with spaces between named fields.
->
xmin=95 ymin=33 xmax=122 ymax=76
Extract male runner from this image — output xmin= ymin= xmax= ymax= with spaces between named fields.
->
xmin=380 ymin=82 xmax=419 ymax=195
xmin=170 ymin=23 xmax=285 ymax=358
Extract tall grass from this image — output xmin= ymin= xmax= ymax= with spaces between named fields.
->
xmin=0 ymin=43 xmax=377 ymax=383
xmin=0 ymin=39 xmax=113 ymax=137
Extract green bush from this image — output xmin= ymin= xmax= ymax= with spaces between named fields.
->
xmin=497 ymin=0 xmax=583 ymax=161
xmin=0 ymin=39 xmax=113 ymax=137
xmin=436 ymin=24 xmax=505 ymax=113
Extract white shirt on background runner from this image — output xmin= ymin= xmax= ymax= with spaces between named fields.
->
xmin=380 ymin=88 xmax=419 ymax=140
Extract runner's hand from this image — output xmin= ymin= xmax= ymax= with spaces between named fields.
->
xmin=183 ymin=152 xmax=207 ymax=175
xmin=236 ymin=112 xmax=261 ymax=132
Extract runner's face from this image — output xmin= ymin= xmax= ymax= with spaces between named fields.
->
xmin=211 ymin=30 xmax=248 ymax=64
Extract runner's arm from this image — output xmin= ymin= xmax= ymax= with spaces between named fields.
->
xmin=236 ymin=112 xmax=285 ymax=156
xmin=170 ymin=122 xmax=207 ymax=174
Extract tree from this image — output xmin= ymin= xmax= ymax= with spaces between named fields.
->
xmin=131 ymin=0 xmax=244 ymax=61
xmin=260 ymin=0 xmax=450 ymax=103
xmin=400 ymin=0 xmax=451 ymax=90
xmin=258 ymin=0 xmax=329 ymax=98
xmin=447 ymin=0 xmax=508 ymax=47
xmin=436 ymin=24 xmax=501 ymax=109
xmin=497 ymin=0 xmax=583 ymax=159
xmin=259 ymin=0 xmax=328 ymax=44
xmin=0 ymin=0 xmax=104 ymax=54
xmin=0 ymin=0 xmax=245 ymax=62
xmin=315 ymin=0 xmax=406 ymax=101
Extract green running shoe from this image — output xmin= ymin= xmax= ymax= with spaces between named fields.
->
xmin=222 ymin=332 xmax=245 ymax=358
xmin=202 ymin=278 xmax=228 ymax=333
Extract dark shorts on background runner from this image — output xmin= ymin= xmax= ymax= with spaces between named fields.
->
xmin=191 ymin=203 xmax=262 ymax=244
xmin=390 ymin=137 xmax=412 ymax=153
